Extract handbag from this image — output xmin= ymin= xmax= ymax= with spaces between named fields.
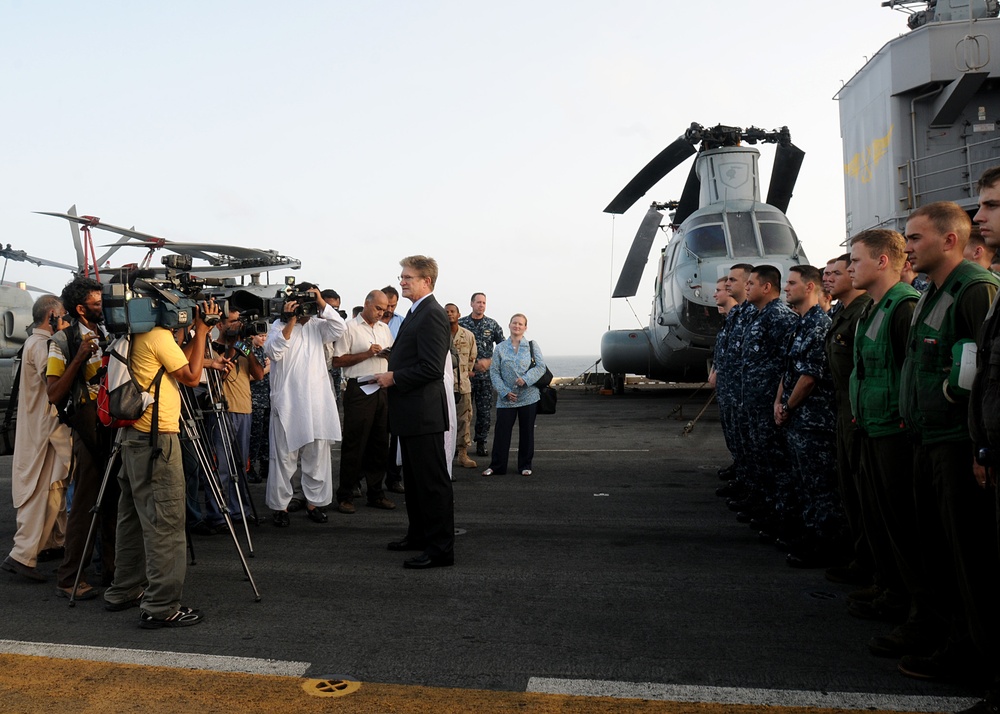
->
xmin=527 ymin=341 xmax=556 ymax=414
xmin=0 ymin=348 xmax=24 ymax=456
xmin=528 ymin=341 xmax=553 ymax=389
xmin=536 ymin=385 xmax=558 ymax=415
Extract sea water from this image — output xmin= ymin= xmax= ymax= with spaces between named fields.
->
xmin=543 ymin=355 xmax=604 ymax=378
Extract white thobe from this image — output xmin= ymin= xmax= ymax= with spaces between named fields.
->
xmin=264 ymin=303 xmax=347 ymax=452
xmin=9 ymin=329 xmax=71 ymax=566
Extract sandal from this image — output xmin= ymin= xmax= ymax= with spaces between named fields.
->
xmin=56 ymin=582 xmax=99 ymax=601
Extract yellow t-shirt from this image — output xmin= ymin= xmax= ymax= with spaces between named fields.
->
xmin=130 ymin=327 xmax=189 ymax=434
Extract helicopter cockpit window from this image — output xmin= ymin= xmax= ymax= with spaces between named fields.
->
xmin=683 ymin=225 xmax=727 ymax=258
xmin=726 ymin=212 xmax=760 ymax=258
xmin=759 ymin=221 xmax=797 ymax=255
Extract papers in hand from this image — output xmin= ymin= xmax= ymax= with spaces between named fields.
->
xmin=356 ymin=375 xmax=380 ymax=395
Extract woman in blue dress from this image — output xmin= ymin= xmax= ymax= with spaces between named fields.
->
xmin=482 ymin=313 xmax=547 ymax=476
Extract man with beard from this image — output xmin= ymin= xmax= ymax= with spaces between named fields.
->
xmin=46 ymin=278 xmax=114 ymax=600
xmin=2 ymin=295 xmax=71 ymax=585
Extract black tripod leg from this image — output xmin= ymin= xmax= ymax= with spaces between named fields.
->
xmin=67 ymin=430 xmax=123 ymax=608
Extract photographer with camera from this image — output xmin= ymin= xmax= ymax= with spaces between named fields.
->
xmin=46 ymin=278 xmax=115 ymax=600
xmin=102 ymin=298 xmax=228 ymax=628
xmin=3 ymin=295 xmax=72 ymax=585
xmin=264 ymin=283 xmax=347 ymax=526
xmin=204 ymin=309 xmax=264 ymax=531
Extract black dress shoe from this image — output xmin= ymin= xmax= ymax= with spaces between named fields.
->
xmin=403 ymin=553 xmax=454 ymax=569
xmin=387 ymin=538 xmax=426 ymax=552
xmin=306 ymin=507 xmax=328 ymax=524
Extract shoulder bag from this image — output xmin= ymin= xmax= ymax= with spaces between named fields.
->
xmin=528 ymin=341 xmax=557 ymax=415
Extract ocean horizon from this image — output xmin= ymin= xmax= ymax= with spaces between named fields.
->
xmin=544 ymin=355 xmax=604 ymax=378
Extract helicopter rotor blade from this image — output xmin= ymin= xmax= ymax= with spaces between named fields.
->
xmin=765 ymin=142 xmax=805 ymax=213
xmin=66 ymin=205 xmax=86 ymax=271
xmin=604 ymin=137 xmax=696 ymax=215
xmin=0 ymin=245 xmax=76 ymax=272
xmin=672 ymin=160 xmax=701 ymax=226
xmin=612 ymin=206 xmax=664 ymax=298
xmin=95 ymin=231 xmax=138 ymax=269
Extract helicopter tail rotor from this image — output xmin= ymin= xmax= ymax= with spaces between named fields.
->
xmin=612 ymin=205 xmax=665 ymax=298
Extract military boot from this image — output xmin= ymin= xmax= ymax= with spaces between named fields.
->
xmin=475 ymin=440 xmax=489 ymax=457
xmin=456 ymin=446 xmax=477 ymax=468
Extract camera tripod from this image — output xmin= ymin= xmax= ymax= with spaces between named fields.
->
xmin=66 ymin=356 xmax=263 ymax=606
xmin=178 ymin=365 xmax=261 ymax=601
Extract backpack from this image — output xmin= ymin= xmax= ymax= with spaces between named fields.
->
xmin=97 ymin=335 xmax=165 ymax=429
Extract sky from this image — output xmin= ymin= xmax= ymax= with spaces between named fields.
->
xmin=0 ymin=1 xmax=909 ymax=356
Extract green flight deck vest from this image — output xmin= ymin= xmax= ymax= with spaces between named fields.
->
xmin=849 ymin=281 xmax=919 ymax=438
xmin=899 ymin=260 xmax=999 ymax=444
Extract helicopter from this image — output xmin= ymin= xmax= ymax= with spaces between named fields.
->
xmin=601 ymin=122 xmax=809 ymax=382
xmin=0 ymin=207 xmax=304 ymax=407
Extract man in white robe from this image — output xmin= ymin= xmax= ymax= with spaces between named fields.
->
xmin=2 ymin=295 xmax=71 ymax=582
xmin=264 ymin=284 xmax=346 ymax=526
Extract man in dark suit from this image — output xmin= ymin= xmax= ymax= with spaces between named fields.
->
xmin=374 ymin=256 xmax=454 ymax=568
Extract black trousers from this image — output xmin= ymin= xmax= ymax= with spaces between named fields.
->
xmin=489 ymin=403 xmax=537 ymax=474
xmin=58 ymin=431 xmax=118 ymax=588
xmin=399 ymin=432 xmax=454 ymax=557
xmin=912 ymin=439 xmax=1000 ymax=662
xmin=336 ymin=380 xmax=388 ymax=503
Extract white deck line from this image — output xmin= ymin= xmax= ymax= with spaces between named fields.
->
xmin=526 ymin=677 xmax=979 ymax=713
xmin=0 ymin=639 xmax=311 ymax=677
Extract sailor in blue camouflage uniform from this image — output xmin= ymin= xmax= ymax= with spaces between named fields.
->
xmin=458 ymin=292 xmax=505 ymax=456
xmin=713 ymin=265 xmax=754 ymax=498
xmin=735 ymin=265 xmax=797 ymax=523
xmin=774 ymin=266 xmax=843 ymax=567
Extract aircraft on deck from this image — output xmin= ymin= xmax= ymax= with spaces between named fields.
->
xmin=601 ymin=122 xmax=809 ymax=383
xmin=0 ymin=207 xmax=303 ymax=406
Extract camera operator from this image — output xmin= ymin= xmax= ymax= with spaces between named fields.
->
xmin=264 ymin=282 xmax=347 ymax=527
xmin=102 ymin=298 xmax=228 ymax=628
xmin=46 ymin=278 xmax=114 ymax=599
xmin=204 ymin=309 xmax=264 ymax=531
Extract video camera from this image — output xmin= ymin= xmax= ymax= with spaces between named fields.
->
xmin=101 ymin=256 xmax=229 ymax=335
xmin=272 ymin=277 xmax=319 ymax=319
